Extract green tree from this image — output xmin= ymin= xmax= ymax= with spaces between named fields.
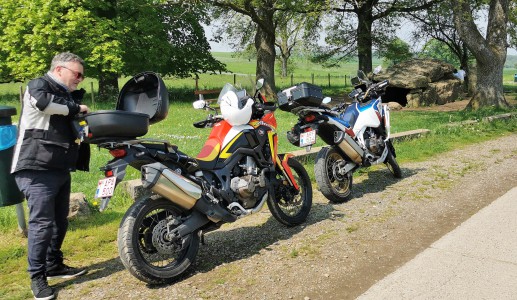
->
xmin=0 ymin=0 xmax=225 ymax=101
xmin=314 ymin=0 xmax=439 ymax=73
xmin=419 ymin=39 xmax=460 ymax=65
xmin=509 ymin=1 xmax=516 ymax=48
xmin=379 ymin=37 xmax=413 ymax=65
xmin=408 ymin=0 xmax=480 ymax=89
xmin=275 ymin=10 xmax=321 ymax=77
xmin=452 ymin=0 xmax=510 ymax=109
xmin=206 ymin=0 xmax=324 ymax=98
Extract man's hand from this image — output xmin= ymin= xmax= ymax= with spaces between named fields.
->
xmin=79 ymin=105 xmax=90 ymax=114
xmin=71 ymin=88 xmax=86 ymax=101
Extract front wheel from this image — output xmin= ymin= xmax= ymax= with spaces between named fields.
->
xmin=314 ymin=146 xmax=353 ymax=203
xmin=118 ymin=196 xmax=200 ymax=284
xmin=268 ymin=157 xmax=312 ymax=226
xmin=384 ymin=147 xmax=402 ymax=178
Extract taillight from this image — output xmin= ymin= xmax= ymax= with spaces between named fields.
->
xmin=109 ymin=148 xmax=127 ymax=158
xmin=304 ymin=114 xmax=316 ymax=122
xmin=105 ymin=170 xmax=114 ymax=177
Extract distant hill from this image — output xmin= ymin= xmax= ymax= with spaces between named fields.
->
xmin=506 ymin=55 xmax=517 ymax=68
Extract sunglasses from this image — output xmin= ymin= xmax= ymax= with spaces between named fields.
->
xmin=60 ymin=66 xmax=84 ymax=80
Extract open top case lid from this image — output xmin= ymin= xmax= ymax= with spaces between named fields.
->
xmin=117 ymin=71 xmax=169 ymax=124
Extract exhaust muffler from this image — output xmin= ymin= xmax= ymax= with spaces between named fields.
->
xmin=334 ymin=131 xmax=364 ymax=164
xmin=141 ymin=162 xmax=202 ymax=209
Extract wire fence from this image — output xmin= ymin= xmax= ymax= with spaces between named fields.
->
xmin=12 ymin=72 xmax=356 ymax=105
xmin=193 ymin=72 xmax=354 ymax=90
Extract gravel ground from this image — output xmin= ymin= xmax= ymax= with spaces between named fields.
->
xmin=52 ymin=132 xmax=517 ymax=300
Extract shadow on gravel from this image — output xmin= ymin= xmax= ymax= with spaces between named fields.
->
xmin=352 ymin=167 xmax=420 ymax=198
xmin=52 ymin=257 xmax=126 ymax=290
xmin=194 ymin=202 xmax=334 ymax=270
xmin=53 ymin=168 xmax=424 ymax=290
xmin=141 ymin=202 xmax=337 ymax=288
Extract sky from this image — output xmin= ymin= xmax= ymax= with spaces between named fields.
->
xmin=204 ymin=21 xmax=517 ymax=56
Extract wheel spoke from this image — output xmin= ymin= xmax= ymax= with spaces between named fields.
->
xmin=327 ymin=152 xmax=350 ymax=195
xmin=136 ymin=207 xmax=187 ymax=269
xmin=276 ymin=172 xmax=304 ymax=216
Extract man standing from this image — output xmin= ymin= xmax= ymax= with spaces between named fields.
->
xmin=11 ymin=52 xmax=90 ymax=300
xmin=457 ymin=66 xmax=466 ymax=82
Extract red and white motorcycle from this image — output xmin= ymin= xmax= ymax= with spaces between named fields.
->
xmin=86 ymin=75 xmax=312 ymax=284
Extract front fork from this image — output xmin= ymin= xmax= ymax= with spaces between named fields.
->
xmin=276 ymin=154 xmax=300 ymax=191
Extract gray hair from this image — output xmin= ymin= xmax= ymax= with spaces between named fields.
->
xmin=50 ymin=52 xmax=85 ymax=71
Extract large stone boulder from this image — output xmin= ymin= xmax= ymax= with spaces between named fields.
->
xmin=374 ymin=58 xmax=463 ymax=107
xmin=68 ymin=192 xmax=91 ymax=219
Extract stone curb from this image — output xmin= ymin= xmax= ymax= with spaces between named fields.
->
xmin=447 ymin=112 xmax=517 ymax=126
xmin=290 ymin=129 xmax=431 ymax=162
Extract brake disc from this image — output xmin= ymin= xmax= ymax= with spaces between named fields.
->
xmin=152 ymin=219 xmax=179 ymax=255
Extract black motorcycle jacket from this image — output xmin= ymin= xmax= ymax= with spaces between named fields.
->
xmin=11 ymin=73 xmax=88 ymax=173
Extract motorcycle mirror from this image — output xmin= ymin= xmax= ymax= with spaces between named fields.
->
xmin=373 ymin=66 xmax=382 ymax=74
xmin=256 ymin=78 xmax=264 ymax=90
xmin=351 ymin=76 xmax=361 ymax=86
xmin=322 ymin=97 xmax=332 ymax=104
xmin=193 ymin=100 xmax=207 ymax=110
xmin=357 ymin=70 xmax=367 ymax=80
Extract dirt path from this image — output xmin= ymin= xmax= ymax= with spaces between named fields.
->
xmin=51 ymin=131 xmax=517 ymax=300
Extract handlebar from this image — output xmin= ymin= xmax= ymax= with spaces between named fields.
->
xmin=193 ymin=114 xmax=223 ymax=128
xmin=255 ymin=102 xmax=277 ymax=112
xmin=351 ymin=79 xmax=389 ymax=102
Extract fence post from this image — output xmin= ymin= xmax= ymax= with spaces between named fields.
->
xmin=20 ymin=86 xmax=23 ymax=103
xmin=291 ymin=74 xmax=294 ymax=86
xmin=311 ymin=73 xmax=314 ymax=84
xmin=344 ymin=75 xmax=347 ymax=87
xmin=90 ymin=82 xmax=95 ymax=110
xmin=233 ymin=73 xmax=236 ymax=85
xmin=328 ymin=73 xmax=331 ymax=87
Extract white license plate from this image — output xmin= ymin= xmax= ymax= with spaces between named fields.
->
xmin=95 ymin=177 xmax=116 ymax=198
xmin=300 ymin=130 xmax=317 ymax=147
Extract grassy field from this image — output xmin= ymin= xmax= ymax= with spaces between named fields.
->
xmin=0 ymin=54 xmax=516 ymax=299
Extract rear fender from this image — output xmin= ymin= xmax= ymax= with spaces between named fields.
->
xmin=98 ymin=156 xmax=132 ymax=211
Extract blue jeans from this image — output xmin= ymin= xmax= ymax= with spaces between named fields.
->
xmin=15 ymin=170 xmax=71 ymax=279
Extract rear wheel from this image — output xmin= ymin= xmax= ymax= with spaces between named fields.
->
xmin=314 ymin=146 xmax=353 ymax=203
xmin=268 ymin=157 xmax=312 ymax=226
xmin=118 ymin=196 xmax=200 ymax=284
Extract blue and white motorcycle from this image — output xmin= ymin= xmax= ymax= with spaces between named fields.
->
xmin=279 ymin=69 xmax=401 ymax=203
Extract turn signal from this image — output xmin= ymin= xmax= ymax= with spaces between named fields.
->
xmin=109 ymin=149 xmax=127 ymax=158
xmin=105 ymin=170 xmax=114 ymax=177
xmin=304 ymin=114 xmax=316 ymax=122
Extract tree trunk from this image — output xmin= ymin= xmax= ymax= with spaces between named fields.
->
xmin=452 ymin=0 xmax=509 ymax=109
xmin=467 ymin=60 xmax=507 ymax=109
xmin=255 ymin=25 xmax=276 ymax=99
xmin=356 ymin=8 xmax=374 ymax=74
xmin=460 ymin=44 xmax=471 ymax=95
xmin=281 ymin=53 xmax=288 ymax=78
xmin=98 ymin=72 xmax=119 ymax=103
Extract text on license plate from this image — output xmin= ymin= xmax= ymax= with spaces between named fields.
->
xmin=95 ymin=177 xmax=116 ymax=198
xmin=300 ymin=130 xmax=316 ymax=147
